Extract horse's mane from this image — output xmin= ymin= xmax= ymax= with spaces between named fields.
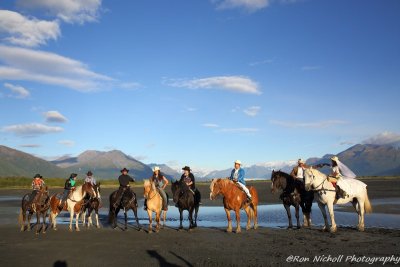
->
xmin=143 ymin=179 xmax=155 ymax=190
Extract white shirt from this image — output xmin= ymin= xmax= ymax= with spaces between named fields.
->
xmin=296 ymin=167 xmax=304 ymax=179
xmin=332 ymin=166 xmax=342 ymax=178
xmin=233 ymin=169 xmax=239 ymax=180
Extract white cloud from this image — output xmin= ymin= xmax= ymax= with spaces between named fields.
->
xmin=3 ymin=82 xmax=30 ymax=98
xmin=243 ymin=106 xmax=261 ymax=116
xmin=217 ymin=127 xmax=259 ymax=133
xmin=58 ymin=140 xmax=75 ymax=147
xmin=185 ymin=107 xmax=197 ymax=112
xmin=214 ymin=0 xmax=270 ymax=12
xmin=362 ymin=132 xmax=400 ymax=145
xmin=270 ymin=119 xmax=347 ymax=128
xmin=2 ymin=123 xmax=63 ymax=136
xmin=0 ymin=45 xmax=114 ymax=91
xmin=167 ymin=76 xmax=261 ymax=95
xmin=301 ymin=65 xmax=321 ymax=71
xmin=16 ymin=0 xmax=102 ymax=24
xmin=43 ymin=111 xmax=68 ymax=123
xmin=202 ymin=123 xmax=220 ymax=128
xmin=19 ymin=144 xmax=41 ymax=148
xmin=249 ymin=59 xmax=273 ymax=67
xmin=119 ymin=82 xmax=141 ymax=90
xmin=0 ymin=10 xmax=60 ymax=47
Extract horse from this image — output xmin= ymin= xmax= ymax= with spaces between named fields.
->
xmin=304 ymin=168 xmax=372 ymax=233
xmin=81 ymin=183 xmax=102 ymax=228
xmin=18 ymin=186 xmax=50 ymax=234
xmin=171 ymin=180 xmax=200 ymax=230
xmin=108 ymin=187 xmax=140 ymax=230
xmin=270 ymin=170 xmax=314 ymax=229
xmin=143 ymin=179 xmax=167 ymax=233
xmin=49 ymin=182 xmax=95 ymax=231
xmin=210 ymin=178 xmax=258 ymax=233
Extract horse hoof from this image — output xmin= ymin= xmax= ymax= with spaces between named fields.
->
xmin=53 ymin=228 xmax=57 ymax=231
xmin=226 ymin=229 xmax=232 ymax=233
xmin=287 ymin=226 xmax=293 ymax=230
xmin=254 ymin=224 xmax=258 ymax=230
xmin=69 ymin=228 xmax=73 ymax=232
xmin=297 ymin=226 xmax=301 ymax=230
xmin=27 ymin=228 xmax=31 ymax=232
xmin=148 ymin=230 xmax=153 ymax=234
xmin=358 ymin=226 xmax=365 ymax=232
xmin=235 ymin=230 xmax=241 ymax=234
xmin=329 ymin=227 xmax=337 ymax=233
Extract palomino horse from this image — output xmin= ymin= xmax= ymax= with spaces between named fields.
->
xmin=304 ymin=168 xmax=372 ymax=233
xmin=49 ymin=183 xmax=95 ymax=231
xmin=210 ymin=178 xmax=259 ymax=233
xmin=171 ymin=180 xmax=200 ymax=230
xmin=271 ymin=170 xmax=314 ymax=229
xmin=18 ymin=186 xmax=50 ymax=234
xmin=108 ymin=187 xmax=140 ymax=230
xmin=143 ymin=179 xmax=167 ymax=233
xmin=81 ymin=183 xmax=102 ymax=228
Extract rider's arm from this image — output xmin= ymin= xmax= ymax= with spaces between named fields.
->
xmin=237 ymin=169 xmax=245 ymax=183
xmin=162 ymin=176 xmax=169 ymax=189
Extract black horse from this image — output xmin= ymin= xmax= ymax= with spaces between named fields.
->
xmin=271 ymin=170 xmax=314 ymax=229
xmin=81 ymin=183 xmax=102 ymax=228
xmin=108 ymin=188 xmax=140 ymax=230
xmin=171 ymin=180 xmax=200 ymax=230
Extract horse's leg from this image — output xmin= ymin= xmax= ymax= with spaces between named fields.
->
xmin=147 ymin=209 xmax=153 ymax=234
xmin=188 ymin=208 xmax=194 ymax=230
xmin=357 ymin=198 xmax=365 ymax=232
xmin=224 ymin=208 xmax=232 ymax=233
xmin=295 ymin=204 xmax=300 ymax=229
xmin=27 ymin=212 xmax=33 ymax=231
xmin=253 ymin=205 xmax=258 ymax=229
xmin=234 ymin=209 xmax=241 ymax=233
xmin=133 ymin=206 xmax=140 ymax=230
xmin=244 ymin=207 xmax=251 ymax=231
xmin=88 ymin=209 xmax=93 ymax=228
xmin=95 ymin=208 xmax=100 ymax=228
xmin=75 ymin=211 xmax=80 ymax=231
xmin=284 ymin=204 xmax=293 ymax=229
xmin=327 ymin=202 xmax=336 ymax=233
xmin=35 ymin=212 xmax=40 ymax=235
xmin=155 ymin=211 xmax=160 ymax=233
xmin=124 ymin=210 xmax=128 ymax=230
xmin=51 ymin=211 xmax=58 ymax=230
xmin=69 ymin=210 xmax=74 ymax=231
xmin=318 ymin=202 xmax=329 ymax=232
xmin=194 ymin=205 xmax=199 ymax=228
xmin=42 ymin=211 xmax=47 ymax=234
xmin=163 ymin=210 xmax=167 ymax=228
xmin=179 ymin=208 xmax=183 ymax=230
xmin=82 ymin=209 xmax=86 ymax=226
xmin=20 ymin=209 xmax=26 ymax=232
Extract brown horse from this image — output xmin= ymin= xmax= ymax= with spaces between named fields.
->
xmin=49 ymin=182 xmax=95 ymax=231
xmin=18 ymin=186 xmax=50 ymax=234
xmin=210 ymin=178 xmax=259 ymax=233
xmin=143 ymin=179 xmax=167 ymax=233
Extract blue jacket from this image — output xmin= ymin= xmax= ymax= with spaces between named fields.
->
xmin=230 ymin=168 xmax=246 ymax=185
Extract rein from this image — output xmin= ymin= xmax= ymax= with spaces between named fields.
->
xmin=308 ymin=170 xmax=336 ymax=194
xmin=145 ymin=185 xmax=158 ymax=200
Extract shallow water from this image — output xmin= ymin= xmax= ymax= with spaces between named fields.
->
xmin=4 ymin=197 xmax=399 ymax=229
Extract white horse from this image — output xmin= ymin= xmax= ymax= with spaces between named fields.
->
xmin=50 ymin=183 xmax=95 ymax=231
xmin=304 ymin=168 xmax=372 ymax=233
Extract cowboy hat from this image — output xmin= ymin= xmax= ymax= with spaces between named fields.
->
xmin=331 ymin=156 xmax=339 ymax=162
xmin=298 ymin=158 xmax=305 ymax=164
xmin=234 ymin=160 xmax=242 ymax=165
xmin=86 ymin=171 xmax=93 ymax=176
xmin=120 ymin=168 xmax=129 ymax=173
xmin=182 ymin=166 xmax=191 ymax=171
xmin=33 ymin=174 xmax=42 ymax=178
xmin=153 ymin=166 xmax=160 ymax=172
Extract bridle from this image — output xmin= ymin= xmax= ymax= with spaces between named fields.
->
xmin=306 ymin=169 xmax=335 ymax=195
xmin=145 ymin=183 xmax=158 ymax=200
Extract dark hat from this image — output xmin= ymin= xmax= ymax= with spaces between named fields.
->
xmin=86 ymin=171 xmax=93 ymax=176
xmin=120 ymin=168 xmax=129 ymax=173
xmin=182 ymin=166 xmax=191 ymax=172
xmin=33 ymin=174 xmax=42 ymax=178
xmin=70 ymin=173 xmax=78 ymax=178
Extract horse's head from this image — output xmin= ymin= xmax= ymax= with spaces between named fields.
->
xmin=270 ymin=170 xmax=286 ymax=193
xmin=209 ymin=178 xmax=221 ymax=200
xmin=143 ymin=179 xmax=153 ymax=199
xmin=171 ymin=180 xmax=181 ymax=203
xmin=82 ymin=182 xmax=96 ymax=198
xmin=304 ymin=167 xmax=316 ymax=191
xmin=93 ymin=182 xmax=101 ymax=199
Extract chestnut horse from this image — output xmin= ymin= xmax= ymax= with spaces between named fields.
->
xmin=49 ymin=183 xmax=95 ymax=231
xmin=143 ymin=179 xmax=167 ymax=233
xmin=18 ymin=186 xmax=50 ymax=234
xmin=210 ymin=178 xmax=258 ymax=233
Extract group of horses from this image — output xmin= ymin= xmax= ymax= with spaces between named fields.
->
xmin=18 ymin=168 xmax=372 ymax=235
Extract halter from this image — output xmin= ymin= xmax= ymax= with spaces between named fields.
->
xmin=307 ymin=169 xmax=335 ymax=195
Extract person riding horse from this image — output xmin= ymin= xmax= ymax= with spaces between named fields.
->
xmin=59 ymin=173 xmax=77 ymax=209
xmin=83 ymin=171 xmax=99 ymax=206
xmin=229 ymin=160 xmax=252 ymax=202
xmin=144 ymin=166 xmax=169 ymax=211
xmin=28 ymin=174 xmax=45 ymax=212
xmin=179 ymin=166 xmax=200 ymax=205
xmin=290 ymin=158 xmax=327 ymax=182
xmin=113 ymin=168 xmax=135 ymax=208
xmin=327 ymin=156 xmax=355 ymax=199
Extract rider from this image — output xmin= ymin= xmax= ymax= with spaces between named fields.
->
xmin=328 ymin=156 xmax=352 ymax=199
xmin=84 ymin=170 xmax=96 ymax=185
xmin=144 ymin=166 xmax=169 ymax=211
xmin=291 ymin=158 xmax=327 ymax=182
xmin=179 ymin=166 xmax=201 ymax=205
xmin=59 ymin=173 xmax=77 ymax=209
xmin=229 ymin=160 xmax=252 ymax=202
xmin=113 ymin=168 xmax=135 ymax=208
xmin=29 ymin=174 xmax=45 ymax=212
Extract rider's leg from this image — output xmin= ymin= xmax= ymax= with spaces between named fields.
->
xmin=59 ymin=190 xmax=69 ymax=209
xmin=237 ymin=182 xmax=252 ymax=200
xmin=159 ymin=189 xmax=168 ymax=210
xmin=113 ymin=187 xmax=125 ymax=208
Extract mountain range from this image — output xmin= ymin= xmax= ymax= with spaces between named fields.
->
xmin=1 ymin=142 xmax=400 ymax=180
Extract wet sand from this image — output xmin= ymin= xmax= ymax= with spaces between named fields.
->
xmin=0 ymin=179 xmax=399 ymax=266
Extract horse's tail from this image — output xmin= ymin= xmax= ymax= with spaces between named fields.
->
xmin=249 ymin=206 xmax=255 ymax=222
xmin=18 ymin=208 xmax=24 ymax=226
xmin=364 ymin=191 xmax=373 ymax=214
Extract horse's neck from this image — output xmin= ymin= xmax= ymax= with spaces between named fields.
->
xmin=314 ymin=172 xmax=333 ymax=189
xmin=71 ymin=186 xmax=85 ymax=201
xmin=219 ymin=180 xmax=236 ymax=195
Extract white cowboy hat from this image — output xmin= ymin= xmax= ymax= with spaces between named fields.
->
xmin=298 ymin=158 xmax=305 ymax=164
xmin=234 ymin=160 xmax=242 ymax=165
xmin=331 ymin=156 xmax=339 ymax=162
xmin=152 ymin=166 xmax=160 ymax=172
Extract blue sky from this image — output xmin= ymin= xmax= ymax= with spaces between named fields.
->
xmin=1 ymin=0 xmax=399 ymax=172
